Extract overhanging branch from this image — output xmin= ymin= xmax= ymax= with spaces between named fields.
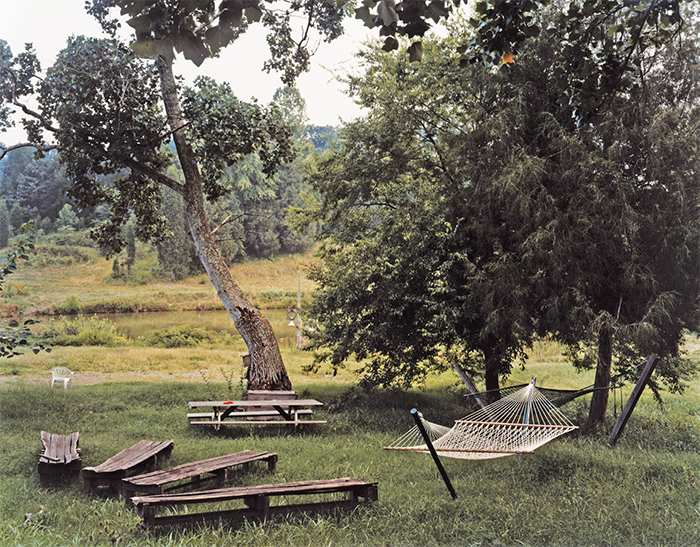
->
xmin=0 ymin=142 xmax=59 ymax=161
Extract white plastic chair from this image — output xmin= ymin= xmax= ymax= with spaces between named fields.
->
xmin=51 ymin=367 xmax=73 ymax=389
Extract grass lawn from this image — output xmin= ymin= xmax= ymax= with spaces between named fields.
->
xmin=0 ymin=339 xmax=698 ymax=547
xmin=0 ymin=245 xmax=698 ymax=546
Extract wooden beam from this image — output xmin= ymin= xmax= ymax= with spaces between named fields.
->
xmin=607 ymin=354 xmax=660 ymax=447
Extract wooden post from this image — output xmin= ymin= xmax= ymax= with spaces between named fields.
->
xmin=608 ymin=354 xmax=660 ymax=447
xmin=454 ymin=364 xmax=488 ymax=411
xmin=411 ymin=408 xmax=457 ymax=500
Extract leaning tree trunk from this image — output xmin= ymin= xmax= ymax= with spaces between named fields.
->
xmin=587 ymin=325 xmax=612 ymax=427
xmin=158 ymin=62 xmax=291 ymax=391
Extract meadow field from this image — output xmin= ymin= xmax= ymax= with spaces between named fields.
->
xmin=0 ymin=244 xmax=698 ymax=546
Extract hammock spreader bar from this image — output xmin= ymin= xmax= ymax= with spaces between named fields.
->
xmin=411 ymin=408 xmax=457 ymax=500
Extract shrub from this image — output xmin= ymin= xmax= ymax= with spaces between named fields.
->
xmin=2 ymin=281 xmax=29 ymax=298
xmin=60 ymin=295 xmax=82 ymax=314
xmin=41 ymin=315 xmax=128 ymax=346
xmin=148 ymin=325 xmax=216 ymax=348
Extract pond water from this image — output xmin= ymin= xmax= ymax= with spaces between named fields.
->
xmin=47 ymin=309 xmax=300 ymax=342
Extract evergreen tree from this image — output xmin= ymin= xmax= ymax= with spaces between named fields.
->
xmin=124 ymin=220 xmax=136 ymax=274
xmin=9 ymin=201 xmax=22 ymax=233
xmin=157 ymin=183 xmax=200 ymax=279
xmin=0 ymin=199 xmax=9 ymax=248
xmin=300 ymin=16 xmax=700 ymax=412
xmin=56 ymin=203 xmax=79 ymax=230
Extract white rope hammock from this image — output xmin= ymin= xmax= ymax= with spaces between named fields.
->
xmin=385 ymin=380 xmax=578 ymax=460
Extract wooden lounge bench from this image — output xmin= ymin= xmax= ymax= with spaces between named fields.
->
xmin=38 ymin=431 xmax=82 ymax=486
xmin=132 ymin=477 xmax=379 ymax=533
xmin=82 ymin=439 xmax=174 ymax=495
xmin=121 ymin=450 xmax=278 ymax=498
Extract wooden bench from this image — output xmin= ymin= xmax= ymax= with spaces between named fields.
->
xmin=187 ymin=410 xmax=314 ymax=420
xmin=132 ymin=477 xmax=379 ymax=532
xmin=188 ymin=395 xmax=326 ymax=431
xmin=121 ymin=450 xmax=278 ymax=498
xmin=82 ymin=439 xmax=174 ymax=495
xmin=245 ymin=390 xmax=299 ymax=422
xmin=38 ymin=431 xmax=82 ymax=486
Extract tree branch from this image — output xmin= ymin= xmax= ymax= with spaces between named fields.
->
xmin=1 ymin=65 xmax=58 ymax=135
xmin=0 ymin=142 xmax=58 ymax=161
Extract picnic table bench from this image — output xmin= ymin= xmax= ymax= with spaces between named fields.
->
xmin=38 ymin=431 xmax=82 ymax=486
xmin=121 ymin=450 xmax=278 ymax=498
xmin=132 ymin=477 xmax=379 ymax=532
xmin=188 ymin=398 xmax=326 ymax=431
xmin=82 ymin=439 xmax=174 ymax=495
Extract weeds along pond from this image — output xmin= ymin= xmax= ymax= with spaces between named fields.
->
xmin=36 ymin=309 xmax=298 ymax=342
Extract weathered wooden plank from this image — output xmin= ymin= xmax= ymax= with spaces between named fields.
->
xmin=189 ymin=420 xmax=327 ymax=426
xmin=39 ymin=431 xmax=80 ymax=464
xmin=82 ymin=439 xmax=174 ymax=495
xmin=132 ymin=478 xmax=376 ymax=506
xmin=133 ymin=477 xmax=378 ymax=533
xmin=87 ymin=440 xmax=174 ymax=473
xmin=188 ymin=399 xmax=323 ymax=408
xmin=38 ymin=431 xmax=82 ymax=486
xmin=122 ymin=451 xmax=278 ymax=496
xmin=187 ymin=410 xmax=313 ymax=419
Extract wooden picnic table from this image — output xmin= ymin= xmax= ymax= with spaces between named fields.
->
xmin=188 ymin=399 xmax=326 ymax=431
xmin=121 ymin=450 xmax=278 ymax=497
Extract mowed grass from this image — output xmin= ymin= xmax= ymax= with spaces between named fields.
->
xmin=0 ymin=243 xmax=698 ymax=546
xmin=0 ymin=368 xmax=698 ymax=547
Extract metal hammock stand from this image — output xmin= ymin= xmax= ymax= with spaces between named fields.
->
xmin=384 ymin=357 xmax=657 ymax=499
xmin=384 ymin=378 xmax=579 ymax=499
xmin=385 ymin=378 xmax=578 ymax=459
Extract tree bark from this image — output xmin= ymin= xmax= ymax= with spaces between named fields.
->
xmin=158 ymin=62 xmax=291 ymax=391
xmin=587 ymin=324 xmax=612 ymax=427
xmin=483 ymin=348 xmax=501 ymax=402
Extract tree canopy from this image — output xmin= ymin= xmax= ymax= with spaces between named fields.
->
xmin=299 ymin=10 xmax=699 ymax=422
xmin=0 ymin=0 xmax=349 ymax=390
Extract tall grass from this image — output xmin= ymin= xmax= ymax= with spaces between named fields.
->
xmin=4 ymin=242 xmax=317 ymax=317
xmin=1 ymin=376 xmax=698 ymax=547
xmin=1 ymin=244 xmax=698 ymax=545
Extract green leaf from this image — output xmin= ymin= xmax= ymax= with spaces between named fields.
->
xmin=127 ymin=14 xmax=152 ymax=34
xmin=129 ymin=37 xmax=158 ymax=58
xmin=355 ymin=6 xmax=375 ymax=28
xmin=176 ymin=31 xmax=209 ymax=66
xmin=382 ymin=36 xmax=399 ymax=52
xmin=220 ymin=7 xmax=243 ymax=31
xmin=377 ymin=1 xmax=400 ymax=26
xmin=407 ymin=41 xmax=424 ymax=62
xmin=245 ymin=6 xmax=263 ymax=23
xmin=205 ymin=26 xmax=232 ymax=55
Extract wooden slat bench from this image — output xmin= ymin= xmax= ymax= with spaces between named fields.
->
xmin=188 ymin=398 xmax=326 ymax=431
xmin=245 ymin=390 xmax=297 ymax=419
xmin=187 ymin=409 xmax=314 ymax=420
xmin=82 ymin=439 xmax=174 ymax=495
xmin=121 ymin=450 xmax=278 ymax=498
xmin=38 ymin=431 xmax=82 ymax=486
xmin=132 ymin=477 xmax=379 ymax=533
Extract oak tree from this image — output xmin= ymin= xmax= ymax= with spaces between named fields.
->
xmin=0 ymin=0 xmax=344 ymax=389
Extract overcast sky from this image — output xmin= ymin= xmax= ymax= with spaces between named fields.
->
xmin=0 ymin=0 xmax=379 ymax=145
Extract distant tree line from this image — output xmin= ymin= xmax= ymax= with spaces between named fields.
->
xmin=0 ymin=119 xmax=335 ymax=279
